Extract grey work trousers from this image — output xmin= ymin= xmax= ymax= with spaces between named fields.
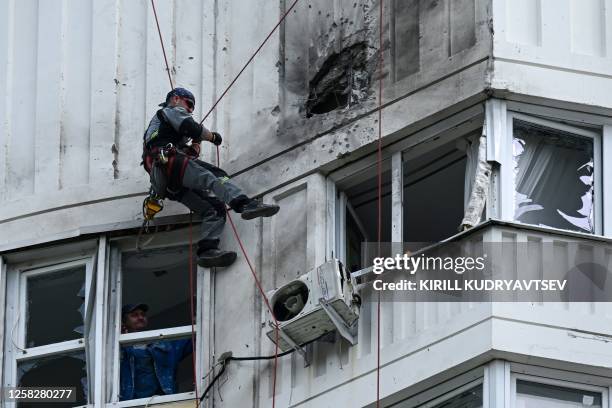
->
xmin=174 ymin=159 xmax=246 ymax=250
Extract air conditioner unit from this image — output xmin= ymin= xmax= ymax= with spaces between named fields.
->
xmin=265 ymin=259 xmax=360 ymax=352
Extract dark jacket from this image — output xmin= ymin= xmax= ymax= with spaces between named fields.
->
xmin=119 ymin=338 xmax=193 ymax=401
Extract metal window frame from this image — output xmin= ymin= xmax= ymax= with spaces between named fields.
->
xmin=503 ymin=107 xmax=604 ymax=235
xmin=107 ymin=231 xmax=201 ymax=405
xmin=510 ymin=371 xmax=610 ymax=408
xmin=387 ymin=366 xmax=486 ymax=408
xmin=329 ymin=104 xmax=485 ymax=276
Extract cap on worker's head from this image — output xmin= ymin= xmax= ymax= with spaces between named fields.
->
xmin=159 ymin=87 xmax=195 ymax=107
xmin=121 ymin=303 xmax=149 ymax=317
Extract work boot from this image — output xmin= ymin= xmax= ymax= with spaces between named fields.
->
xmin=197 ymin=249 xmax=237 ymax=268
xmin=239 ymin=200 xmax=280 ymax=220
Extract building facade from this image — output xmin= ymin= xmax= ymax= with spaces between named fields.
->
xmin=1 ymin=0 xmax=612 ymax=406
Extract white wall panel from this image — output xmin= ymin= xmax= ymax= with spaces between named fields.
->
xmin=8 ymin=0 xmax=37 ymax=199
xmin=61 ymin=0 xmax=92 ymax=188
xmin=34 ymin=0 xmax=64 ymax=193
xmin=493 ymin=0 xmax=612 ymax=109
xmin=504 ymin=0 xmax=541 ymax=46
xmin=570 ymin=0 xmax=605 ymax=57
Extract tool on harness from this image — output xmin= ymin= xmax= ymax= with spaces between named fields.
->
xmin=143 ymin=191 xmax=164 ymax=222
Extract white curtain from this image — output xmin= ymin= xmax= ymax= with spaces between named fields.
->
xmin=513 ymin=121 xmax=594 ymax=233
xmin=460 ymin=130 xmax=491 ymax=229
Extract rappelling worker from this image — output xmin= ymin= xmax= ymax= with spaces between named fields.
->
xmin=142 ymin=87 xmax=279 ymax=268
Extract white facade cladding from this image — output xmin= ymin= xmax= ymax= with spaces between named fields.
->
xmin=1 ymin=0 xmax=612 ymax=407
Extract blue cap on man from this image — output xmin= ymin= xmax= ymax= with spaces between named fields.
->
xmin=121 ymin=303 xmax=149 ymax=318
xmin=159 ymin=87 xmax=195 ymax=107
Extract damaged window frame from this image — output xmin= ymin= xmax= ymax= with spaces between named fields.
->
xmin=497 ymin=102 xmax=607 ymax=236
xmin=106 ymin=229 xmax=202 ymax=407
xmin=328 ymin=104 xmax=486 ymax=277
xmin=2 ymin=245 xmax=97 ymax=408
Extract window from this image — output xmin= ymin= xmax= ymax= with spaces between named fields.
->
xmin=389 ymin=368 xmax=484 ymax=408
xmin=516 ymin=380 xmax=603 ymax=408
xmin=403 ymin=136 xmax=475 ymax=243
xmin=3 ymin=257 xmax=94 ymax=407
xmin=336 ymin=161 xmax=392 ymax=272
xmin=110 ymin=243 xmax=197 ymax=405
xmin=511 ymin=115 xmax=601 ymax=234
xmin=511 ymin=373 xmax=608 ymax=408
xmin=331 ymin=108 xmax=486 ymax=277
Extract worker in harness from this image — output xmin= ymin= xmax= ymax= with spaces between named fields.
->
xmin=142 ymin=87 xmax=279 ymax=268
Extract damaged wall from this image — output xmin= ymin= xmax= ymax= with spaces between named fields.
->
xmin=0 ymin=0 xmax=491 ymax=246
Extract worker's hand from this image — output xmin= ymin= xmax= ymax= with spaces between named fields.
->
xmin=183 ymin=143 xmax=201 ymax=158
xmin=211 ymin=132 xmax=223 ymax=146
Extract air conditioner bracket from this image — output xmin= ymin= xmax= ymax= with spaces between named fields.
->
xmin=319 ymin=298 xmax=358 ymax=346
xmin=267 ymin=321 xmax=311 ymax=367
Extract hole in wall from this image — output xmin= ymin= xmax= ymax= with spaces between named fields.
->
xmin=305 ymin=42 xmax=375 ymax=117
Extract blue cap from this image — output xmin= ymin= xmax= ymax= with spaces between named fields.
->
xmin=160 ymin=87 xmax=195 ymax=107
xmin=121 ymin=303 xmax=149 ymax=317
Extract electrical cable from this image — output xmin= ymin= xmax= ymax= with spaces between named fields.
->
xmin=200 ymin=337 xmax=319 ymax=402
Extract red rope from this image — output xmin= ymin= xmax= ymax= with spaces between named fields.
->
xmin=199 ymin=0 xmax=300 ymax=125
xmin=150 ymin=0 xmax=174 ymax=90
xmin=216 ymin=146 xmax=281 ymax=408
xmin=150 ymin=2 xmax=199 ymax=405
xmin=188 ymin=213 xmax=200 ymax=407
xmin=151 ymin=0 xmax=300 ymax=405
xmin=376 ymin=0 xmax=384 ymax=406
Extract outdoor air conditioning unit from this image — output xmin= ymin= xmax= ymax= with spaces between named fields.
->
xmin=265 ymin=259 xmax=360 ymax=353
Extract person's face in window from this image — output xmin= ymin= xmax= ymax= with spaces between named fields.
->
xmin=122 ymin=309 xmax=148 ymax=333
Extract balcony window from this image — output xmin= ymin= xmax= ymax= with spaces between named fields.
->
xmin=515 ymin=379 xmax=603 ymax=408
xmin=513 ymin=118 xmax=598 ymax=233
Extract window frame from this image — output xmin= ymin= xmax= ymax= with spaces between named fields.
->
xmin=3 ymin=251 xmax=96 ymax=408
xmin=510 ymin=372 xmax=610 ymax=408
xmin=106 ymin=230 xmax=201 ymax=406
xmin=503 ymin=110 xmax=603 ymax=235
xmin=328 ymin=104 xmax=485 ymax=272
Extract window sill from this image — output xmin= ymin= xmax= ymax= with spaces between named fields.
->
xmin=107 ymin=391 xmax=196 ymax=407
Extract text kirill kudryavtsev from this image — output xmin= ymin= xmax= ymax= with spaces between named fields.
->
xmin=371 ymin=254 xmax=567 ymax=292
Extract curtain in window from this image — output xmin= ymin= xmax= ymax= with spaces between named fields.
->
xmin=513 ymin=120 xmax=594 ymax=233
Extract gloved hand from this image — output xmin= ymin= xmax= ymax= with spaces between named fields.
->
xmin=182 ymin=143 xmax=201 ymax=158
xmin=211 ymin=132 xmax=223 ymax=146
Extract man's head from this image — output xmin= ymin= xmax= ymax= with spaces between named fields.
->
xmin=121 ymin=303 xmax=149 ymax=333
xmin=162 ymin=87 xmax=195 ymax=113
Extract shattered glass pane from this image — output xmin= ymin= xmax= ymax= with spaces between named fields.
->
xmin=121 ymin=246 xmax=195 ymax=331
xmin=119 ymin=337 xmax=194 ymax=401
xmin=26 ymin=266 xmax=86 ymax=347
xmin=17 ymin=351 xmax=87 ymax=407
xmin=513 ymin=120 xmax=594 ymax=233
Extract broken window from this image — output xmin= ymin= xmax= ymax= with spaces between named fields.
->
xmin=513 ymin=119 xmax=597 ymax=233
xmin=121 ymin=246 xmax=195 ymax=331
xmin=25 ymin=266 xmax=86 ymax=347
xmin=18 ymin=352 xmax=87 ymax=407
xmin=4 ymin=258 xmax=93 ymax=407
xmin=403 ymin=138 xmax=473 ymax=243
